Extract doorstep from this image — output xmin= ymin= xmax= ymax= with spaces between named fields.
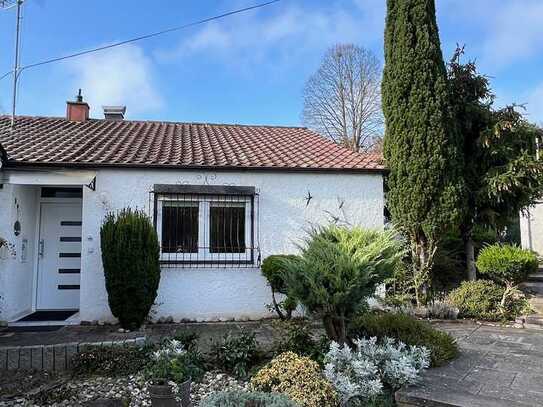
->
xmin=8 ymin=310 xmax=81 ymax=327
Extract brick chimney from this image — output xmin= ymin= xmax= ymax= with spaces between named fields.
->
xmin=66 ymin=89 xmax=89 ymax=122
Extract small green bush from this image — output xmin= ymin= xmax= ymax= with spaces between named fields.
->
xmin=448 ymin=280 xmax=504 ymax=320
xmin=349 ymin=312 xmax=458 ymax=367
xmin=272 ymin=320 xmax=330 ymax=365
xmin=71 ymin=344 xmax=151 ymax=376
xmin=144 ymin=338 xmax=205 ymax=384
xmin=211 ymin=330 xmax=260 ymax=378
xmin=200 ymin=391 xmax=298 ymax=407
xmin=251 ymin=352 xmax=338 ymax=407
xmin=100 ymin=208 xmax=161 ymax=329
xmin=261 ymin=255 xmax=299 ymax=320
xmin=448 ymin=280 xmax=530 ymax=321
xmin=476 ymin=244 xmax=538 ymax=286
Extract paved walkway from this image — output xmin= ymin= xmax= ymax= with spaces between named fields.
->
xmin=0 ymin=320 xmax=282 ymax=348
xmin=397 ymin=322 xmax=543 ymax=407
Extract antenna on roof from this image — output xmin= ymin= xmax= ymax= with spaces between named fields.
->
xmin=1 ymin=0 xmax=24 ymax=128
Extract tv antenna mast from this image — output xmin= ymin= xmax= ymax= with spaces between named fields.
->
xmin=1 ymin=0 xmax=24 ymax=127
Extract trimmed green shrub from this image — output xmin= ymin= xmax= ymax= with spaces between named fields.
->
xmin=476 ymin=244 xmax=538 ymax=286
xmin=448 ymin=280 xmax=503 ymax=320
xmin=350 ymin=312 xmax=458 ymax=367
xmin=211 ymin=330 xmax=260 ymax=378
xmin=201 ymin=391 xmax=298 ymax=407
xmin=71 ymin=344 xmax=152 ymax=376
xmin=448 ymin=280 xmax=530 ymax=321
xmin=251 ymin=352 xmax=338 ymax=407
xmin=281 ymin=225 xmax=404 ymax=344
xmin=261 ymin=255 xmax=299 ymax=320
xmin=100 ymin=208 xmax=160 ymax=329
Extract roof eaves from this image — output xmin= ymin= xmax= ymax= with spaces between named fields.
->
xmin=3 ymin=160 xmax=386 ymax=174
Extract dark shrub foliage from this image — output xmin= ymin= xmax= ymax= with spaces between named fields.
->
xmin=100 ymin=209 xmax=160 ymax=329
xmin=476 ymin=244 xmax=538 ymax=285
xmin=448 ymin=279 xmax=530 ymax=321
xmin=201 ymin=391 xmax=297 ymax=407
xmin=350 ymin=312 xmax=458 ymax=367
xmin=210 ymin=330 xmax=260 ymax=378
xmin=272 ymin=319 xmax=330 ymax=365
xmin=71 ymin=344 xmax=152 ymax=376
xmin=261 ymin=255 xmax=299 ymax=320
xmin=448 ymin=280 xmax=504 ymax=320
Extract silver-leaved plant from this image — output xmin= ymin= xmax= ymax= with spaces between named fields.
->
xmin=324 ymin=336 xmax=430 ymax=403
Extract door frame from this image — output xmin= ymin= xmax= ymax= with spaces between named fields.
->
xmin=32 ymin=194 xmax=83 ymax=311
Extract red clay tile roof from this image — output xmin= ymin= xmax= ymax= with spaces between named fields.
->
xmin=0 ymin=115 xmax=383 ymax=172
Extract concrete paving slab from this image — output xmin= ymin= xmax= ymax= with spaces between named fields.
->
xmin=397 ymin=322 xmax=543 ymax=407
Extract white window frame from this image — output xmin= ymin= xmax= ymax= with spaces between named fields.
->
xmin=156 ymin=194 xmax=253 ymax=265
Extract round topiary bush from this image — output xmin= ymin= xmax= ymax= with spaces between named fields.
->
xmin=250 ymin=352 xmax=338 ymax=407
xmin=476 ymin=244 xmax=538 ymax=286
xmin=200 ymin=391 xmax=298 ymax=407
xmin=448 ymin=280 xmax=504 ymax=320
xmin=100 ymin=208 xmax=160 ymax=329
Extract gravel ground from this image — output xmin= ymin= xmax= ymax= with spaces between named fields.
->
xmin=0 ymin=371 xmax=249 ymax=406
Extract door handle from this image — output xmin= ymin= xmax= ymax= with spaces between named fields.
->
xmin=38 ymin=239 xmax=44 ymax=257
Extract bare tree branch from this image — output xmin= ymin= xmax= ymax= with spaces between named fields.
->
xmin=302 ymin=44 xmax=383 ymax=152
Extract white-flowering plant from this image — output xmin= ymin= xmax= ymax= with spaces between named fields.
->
xmin=151 ymin=339 xmax=186 ymax=361
xmin=146 ymin=339 xmax=190 ymax=384
xmin=324 ymin=336 xmax=430 ymax=402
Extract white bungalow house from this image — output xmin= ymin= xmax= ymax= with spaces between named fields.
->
xmin=0 ymin=94 xmax=385 ymax=325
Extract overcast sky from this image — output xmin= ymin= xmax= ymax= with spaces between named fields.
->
xmin=1 ymin=0 xmax=542 ymax=126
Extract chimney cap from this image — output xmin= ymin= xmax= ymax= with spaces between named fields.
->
xmin=102 ymin=105 xmax=126 ymax=120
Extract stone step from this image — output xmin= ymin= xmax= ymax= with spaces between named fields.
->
xmin=519 ymin=281 xmax=543 ymax=295
xmin=528 ymin=273 xmax=543 ymax=282
xmin=525 ymin=315 xmax=543 ymax=325
xmin=530 ymin=303 xmax=543 ymax=314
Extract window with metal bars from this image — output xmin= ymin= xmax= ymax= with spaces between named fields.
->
xmin=152 ymin=184 xmax=259 ymax=267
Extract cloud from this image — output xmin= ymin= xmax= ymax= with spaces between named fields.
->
xmin=437 ymin=0 xmax=543 ymax=71
xmin=157 ymin=1 xmax=384 ymax=69
xmin=480 ymin=1 xmax=543 ymax=70
xmin=66 ymin=43 xmax=162 ymax=118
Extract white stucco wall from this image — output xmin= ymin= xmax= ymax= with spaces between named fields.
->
xmin=520 ymin=204 xmax=543 ymax=254
xmin=79 ymin=169 xmax=384 ymax=323
xmin=0 ymin=184 xmax=38 ymax=321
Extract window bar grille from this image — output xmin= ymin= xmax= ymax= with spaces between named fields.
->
xmin=149 ymin=188 xmax=260 ymax=268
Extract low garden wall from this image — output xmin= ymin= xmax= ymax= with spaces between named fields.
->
xmin=0 ymin=337 xmax=145 ymax=371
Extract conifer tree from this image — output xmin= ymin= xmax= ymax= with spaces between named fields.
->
xmin=382 ymin=0 xmax=464 ymax=304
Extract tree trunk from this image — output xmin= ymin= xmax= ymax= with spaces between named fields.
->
xmin=411 ymin=235 xmax=435 ymax=307
xmin=271 ymin=290 xmax=286 ymax=320
xmin=322 ymin=315 xmax=347 ymax=344
xmin=464 ymin=235 xmax=476 ymax=281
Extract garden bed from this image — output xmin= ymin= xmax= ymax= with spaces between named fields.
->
xmin=0 ymin=370 xmax=248 ymax=406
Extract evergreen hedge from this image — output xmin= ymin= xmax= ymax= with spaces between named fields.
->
xmin=100 ymin=208 xmax=160 ymax=329
xmin=382 ymin=0 xmax=465 ymax=304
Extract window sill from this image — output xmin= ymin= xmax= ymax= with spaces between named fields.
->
xmin=160 ymin=259 xmax=257 ymax=267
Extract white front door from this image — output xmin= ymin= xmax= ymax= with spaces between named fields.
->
xmin=36 ymin=203 xmax=82 ymax=310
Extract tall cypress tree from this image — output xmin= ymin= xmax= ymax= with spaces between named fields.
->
xmin=382 ymin=0 xmax=464 ymax=304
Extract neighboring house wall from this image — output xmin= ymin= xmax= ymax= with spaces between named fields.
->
xmin=0 ymin=184 xmax=38 ymax=321
xmin=520 ymin=204 xmax=543 ymax=254
xmin=80 ymin=169 xmax=384 ymax=323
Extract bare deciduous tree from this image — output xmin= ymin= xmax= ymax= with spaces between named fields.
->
xmin=303 ymin=44 xmax=383 ymax=152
